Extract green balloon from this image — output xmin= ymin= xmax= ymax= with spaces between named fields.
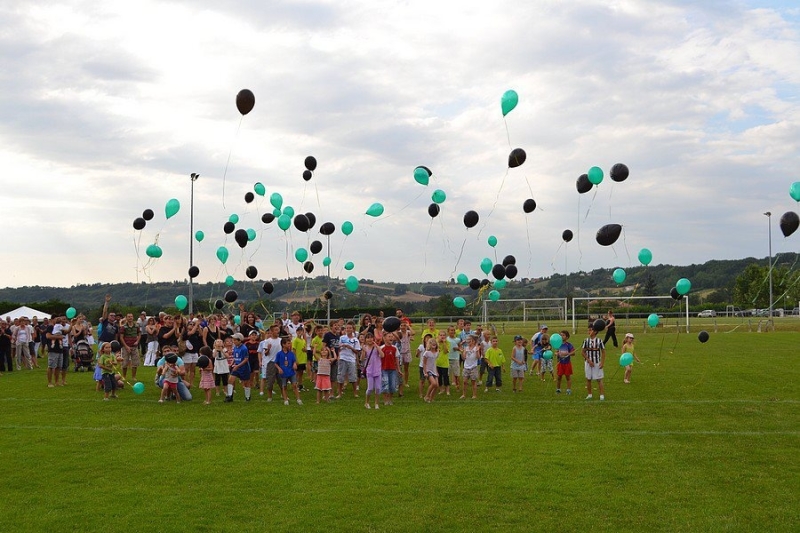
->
xmin=282 ymin=205 xmax=295 ymax=218
xmin=133 ymin=382 xmax=145 ymax=394
xmin=344 ymin=261 xmax=354 ymax=271
xmin=457 ymin=273 xmax=469 ymax=285
xmin=638 ymin=248 xmax=652 ymax=266
xmin=270 ymin=192 xmax=283 ymax=209
xmin=225 ymin=275 xmax=235 ymax=287
xmin=542 ymin=350 xmax=553 ymax=360
xmin=345 ymin=275 xmax=359 ymax=292
xmin=146 ymin=244 xmax=162 ymax=258
xmin=791 ymin=182 xmax=800 ymax=202
xmin=195 ymin=230 xmax=205 ymax=242
xmin=501 ymin=89 xmax=518 ymax=117
xmin=453 ymin=297 xmax=466 ymax=309
xmin=613 ymin=268 xmax=626 ymax=284
xmin=493 ymin=279 xmax=507 ymax=289
xmin=647 ymin=313 xmax=659 ymax=328
xmin=480 ymin=257 xmax=492 ymax=275
xmin=174 ymin=295 xmax=188 ymax=311
xmin=65 ymin=307 xmax=77 ymax=319
xmin=234 ymin=315 xmax=241 ymax=325
xmin=366 ymin=203 xmax=384 ymax=217
xmin=228 ymin=213 xmax=239 ymax=224
xmin=254 ymin=182 xmax=266 ymax=196
xmin=342 ymin=221 xmax=353 ymax=235
xmin=620 ymin=352 xmax=634 ymax=367
xmin=489 ymin=290 xmax=500 ymax=302
xmin=587 ymin=166 xmax=604 ymax=185
xmin=295 ymin=248 xmax=308 ymax=263
xmin=414 ymin=167 xmax=429 ymax=186
xmin=322 ymin=256 xmax=331 ymax=267
xmin=488 ymin=235 xmax=497 ymax=247
xmin=432 ymin=189 xmax=446 ymax=204
xmin=278 ymin=214 xmax=291 ymax=231
xmin=165 ymin=198 xmax=180 ymax=219
xmin=272 ymin=208 xmax=281 ymax=217
xmin=676 ymin=278 xmax=691 ymax=295
xmin=246 ymin=228 xmax=256 ymax=241
xmin=216 ymin=246 xmax=229 ymax=264
xmin=549 ymin=333 xmax=563 ymax=350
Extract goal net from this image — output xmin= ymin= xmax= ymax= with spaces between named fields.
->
xmin=482 ymin=298 xmax=568 ymax=327
xmin=571 ymin=295 xmax=689 ymax=333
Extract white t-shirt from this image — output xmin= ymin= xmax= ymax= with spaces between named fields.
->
xmin=285 ymin=321 xmax=303 ymax=339
xmin=338 ymin=334 xmax=360 ymax=364
xmin=417 ymin=343 xmax=426 ymax=368
xmin=16 ymin=325 xmax=33 ymax=343
xmin=260 ymin=337 xmax=283 ymax=365
xmin=463 ymin=345 xmax=480 ymax=370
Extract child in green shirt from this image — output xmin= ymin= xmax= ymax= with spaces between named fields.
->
xmin=484 ymin=337 xmax=505 ymax=392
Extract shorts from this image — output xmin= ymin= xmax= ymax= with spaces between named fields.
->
xmin=462 ymin=367 xmax=479 ymax=381
xmin=511 ymin=368 xmax=525 ymax=378
xmin=585 ymin=362 xmax=604 ymax=381
xmin=231 ymin=365 xmax=251 ymax=381
xmin=296 ymin=363 xmax=307 ymax=372
xmin=182 ymin=353 xmax=198 ymax=364
xmin=47 ymin=352 xmax=63 ymax=369
xmin=533 ymin=352 xmax=542 ymax=361
xmin=337 ymin=360 xmax=358 ymax=383
xmin=448 ymin=359 xmax=461 ymax=377
xmin=540 ymin=359 xmax=553 ymax=372
xmin=365 ymin=375 xmax=381 ymax=393
xmin=401 ymin=351 xmax=412 ymax=364
xmin=121 ymin=344 xmax=141 ymax=367
xmin=280 ymin=375 xmax=297 ymax=388
xmin=381 ymin=370 xmax=399 ymax=394
xmin=557 ymin=362 xmax=573 ymax=376
xmin=426 ymin=370 xmax=438 ymax=379
xmin=102 ymin=373 xmax=117 ymax=393
xmin=162 ymin=381 xmax=178 ymax=390
xmin=418 ymin=367 xmax=425 ymax=380
xmin=214 ymin=372 xmax=229 ymax=387
xmin=260 ymin=361 xmax=277 ymax=387
xmin=248 ymin=354 xmax=260 ymax=372
xmin=61 ymin=350 xmax=71 ymax=371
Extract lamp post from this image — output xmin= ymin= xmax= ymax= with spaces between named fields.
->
xmin=764 ymin=211 xmax=773 ymax=322
xmin=189 ymin=173 xmax=199 ymax=314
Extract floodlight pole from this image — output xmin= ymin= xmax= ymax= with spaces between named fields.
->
xmin=764 ymin=211 xmax=773 ymax=323
xmin=188 ymin=173 xmax=199 ymax=314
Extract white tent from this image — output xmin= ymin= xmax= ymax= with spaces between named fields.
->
xmin=2 ymin=306 xmax=52 ymax=321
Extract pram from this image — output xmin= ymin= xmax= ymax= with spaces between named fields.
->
xmin=73 ymin=340 xmax=94 ymax=372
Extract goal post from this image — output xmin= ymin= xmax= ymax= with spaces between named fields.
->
xmin=571 ymin=295 xmax=689 ymax=334
xmin=482 ymin=298 xmax=568 ymax=326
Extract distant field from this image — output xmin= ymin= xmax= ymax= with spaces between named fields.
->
xmin=1 ymin=328 xmax=797 ymax=532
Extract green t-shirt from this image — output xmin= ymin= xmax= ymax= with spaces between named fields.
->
xmin=311 ymin=336 xmax=324 ymax=359
xmin=485 ymin=347 xmax=505 ymax=368
xmin=292 ymin=336 xmax=307 ymax=364
xmin=435 ymin=339 xmax=449 ymax=367
xmin=98 ymin=352 xmax=115 ymax=374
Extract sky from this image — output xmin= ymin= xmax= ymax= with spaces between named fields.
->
xmin=0 ymin=0 xmax=798 ymax=290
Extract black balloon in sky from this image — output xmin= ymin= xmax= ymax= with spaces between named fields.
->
xmin=305 ymin=212 xmax=316 ymax=229
xmin=303 ymin=170 xmax=313 ymax=182
xmin=223 ymin=290 xmax=238 ymax=303
xmin=596 ymin=224 xmax=622 ymax=246
xmin=142 ymin=209 xmax=154 ymax=221
xmin=523 ymin=198 xmax=536 ymax=213
xmin=304 ymin=156 xmax=317 ymax=171
xmin=508 ymin=148 xmax=527 ymax=168
xmin=310 ymin=240 xmax=323 ymax=255
xmin=428 ymin=203 xmax=440 ymax=218
xmin=236 ymin=89 xmax=255 ymax=115
xmin=323 ymin=290 xmax=333 ymax=300
xmin=505 ymin=264 xmax=518 ymax=279
xmin=562 ymin=229 xmax=574 ymax=242
xmin=463 ymin=210 xmax=479 ymax=229
xmin=214 ymin=299 xmax=224 ymax=310
xmin=670 ymin=287 xmax=681 ymax=300
xmin=262 ymin=282 xmax=274 ymax=294
xmin=188 ymin=266 xmax=200 ymax=278
xmin=780 ymin=211 xmax=799 ymax=238
xmin=576 ymin=173 xmax=592 ymax=194
xmin=293 ymin=214 xmax=310 ymax=232
xmin=244 ymin=192 xmax=254 ymax=204
xmin=133 ymin=218 xmax=146 ymax=230
xmin=592 ymin=318 xmax=606 ymax=332
xmin=502 ymin=255 xmax=516 ymax=266
xmin=492 ymin=264 xmax=506 ymax=280
xmin=261 ymin=213 xmax=275 ymax=224
xmin=469 ymin=278 xmax=481 ymax=290
xmin=234 ymin=229 xmax=249 ymax=248
xmin=245 ymin=266 xmax=258 ymax=279
xmin=303 ymin=261 xmax=314 ymax=274
xmin=610 ymin=163 xmax=629 ymax=182
xmin=319 ymin=222 xmax=335 ymax=236
xmin=224 ymin=221 xmax=235 ymax=234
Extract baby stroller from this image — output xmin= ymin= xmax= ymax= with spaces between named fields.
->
xmin=73 ymin=340 xmax=94 ymax=372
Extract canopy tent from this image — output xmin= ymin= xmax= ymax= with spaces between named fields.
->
xmin=2 ymin=306 xmax=52 ymax=321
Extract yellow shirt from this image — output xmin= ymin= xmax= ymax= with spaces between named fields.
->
xmin=292 ymin=336 xmax=307 ymax=364
xmin=485 ymin=347 xmax=505 ymax=368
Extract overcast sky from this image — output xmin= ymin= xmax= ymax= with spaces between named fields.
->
xmin=0 ymin=0 xmax=798 ymax=292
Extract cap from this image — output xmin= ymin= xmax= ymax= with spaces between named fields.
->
xmin=540 ymin=324 xmax=548 ymax=330
xmin=625 ymin=333 xmax=634 ymax=339
xmin=514 ymin=335 xmax=523 ymax=341
xmin=248 ymin=330 xmax=259 ymax=336
xmin=232 ymin=333 xmax=244 ymax=341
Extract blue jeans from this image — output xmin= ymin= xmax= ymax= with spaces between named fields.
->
xmin=486 ymin=367 xmax=502 ymax=388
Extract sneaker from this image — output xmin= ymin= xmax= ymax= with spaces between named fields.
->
xmin=365 ymin=404 xmax=371 ymax=409
xmin=267 ymin=397 xmax=272 ymax=402
xmin=496 ymin=388 xmax=501 ymax=392
xmin=224 ymin=396 xmax=233 ymax=402
xmin=259 ymin=391 xmax=264 ymax=396
xmin=284 ymin=400 xmax=289 ymax=406
xmin=157 ymin=399 xmax=163 ymax=403
xmin=104 ymin=397 xmax=110 ymax=401
xmin=585 ymin=394 xmax=593 ymax=400
xmin=297 ymin=399 xmax=303 ymax=405
xmin=245 ymin=397 xmax=251 ymax=402
xmin=374 ymin=404 xmax=379 ymax=410
xmin=599 ymin=395 xmax=605 ymax=401
xmin=459 ymin=395 xmax=466 ymax=399
xmin=48 ymin=384 xmax=54 ymax=388
xmin=556 ymin=388 xmax=561 ymax=394
xmin=566 ymin=389 xmax=572 ymax=395
xmin=484 ymin=388 xmax=488 ymax=393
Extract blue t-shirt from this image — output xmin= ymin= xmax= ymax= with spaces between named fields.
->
xmin=275 ymin=350 xmax=296 ymax=378
xmin=231 ymin=344 xmax=250 ymax=374
xmin=557 ymin=342 xmax=574 ymax=364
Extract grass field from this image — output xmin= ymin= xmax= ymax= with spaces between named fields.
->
xmin=1 ymin=327 xmax=798 ymax=532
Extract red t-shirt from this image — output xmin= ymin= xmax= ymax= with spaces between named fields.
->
xmin=381 ymin=345 xmax=398 ymax=371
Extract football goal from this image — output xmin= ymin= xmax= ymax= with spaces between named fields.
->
xmin=481 ymin=298 xmax=568 ymax=326
xmin=571 ymin=295 xmax=689 ymax=333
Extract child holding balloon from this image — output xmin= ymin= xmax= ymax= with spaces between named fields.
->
xmin=621 ymin=333 xmax=641 ymax=384
xmin=539 ymin=334 xmax=555 ymax=382
xmin=555 ymin=330 xmax=575 ymax=394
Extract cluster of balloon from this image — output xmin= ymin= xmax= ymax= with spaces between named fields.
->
xmin=612 ymin=268 xmax=626 ymax=284
xmin=596 ymin=224 xmax=622 ymax=246
xmin=508 ymin=148 xmax=526 ymax=168
xmin=383 ymin=316 xmax=401 ymax=333
xmin=619 ymin=352 xmax=634 ymax=366
xmin=303 ymin=156 xmax=317 ymax=181
xmin=592 ymin=318 xmax=606 ymax=332
xmin=502 ymin=255 xmax=518 ymax=279
xmin=698 ymin=330 xmax=709 ymax=343
xmin=562 ymin=229 xmax=573 ymax=242
xmin=780 ymin=211 xmax=799 ymax=237
xmin=132 ymin=209 xmax=155 ymax=230
xmin=523 ymin=199 xmax=536 ymax=214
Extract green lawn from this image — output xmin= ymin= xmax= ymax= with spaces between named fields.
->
xmin=1 ymin=329 xmax=798 ymax=532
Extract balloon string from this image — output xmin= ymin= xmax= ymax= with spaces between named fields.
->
xmin=549 ymin=242 xmax=564 ymax=274
xmin=608 ymin=182 xmax=615 ymax=222
xmin=371 ymin=188 xmax=426 ymax=224
xmin=450 ymin=237 xmax=468 ymax=280
xmin=525 ymin=217 xmax=533 ymax=278
xmin=523 ymin=174 xmax=535 ymax=199
xmin=480 ymin=168 xmax=510 ymax=235
xmin=583 ymin=186 xmax=598 ymax=223
xmin=314 ymin=182 xmax=321 ymax=210
xmin=221 ymin=116 xmax=244 ymax=210
xmin=284 ymin=238 xmax=291 ymax=280
xmin=576 ymin=196 xmax=584 ymax=272
xmin=334 ymin=235 xmax=349 ymax=275
xmin=504 ymin=118 xmax=512 ymax=148
xmin=421 ymin=217 xmax=434 ymax=275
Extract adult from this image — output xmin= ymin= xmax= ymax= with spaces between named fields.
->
xmin=45 ymin=316 xmax=67 ymax=387
xmin=202 ymin=314 xmax=221 ymax=348
xmin=137 ymin=311 xmax=149 ymax=357
xmin=118 ymin=312 xmax=141 ymax=380
xmin=603 ymin=310 xmax=618 ymax=348
xmin=284 ymin=310 xmax=303 ymax=339
xmin=157 ymin=314 xmax=180 ymax=354
xmin=395 ymin=308 xmax=412 ymax=326
xmin=143 ymin=317 xmax=159 ymax=366
xmin=238 ymin=306 xmax=261 ymax=338
xmin=98 ymin=294 xmax=120 ymax=347
xmin=183 ymin=317 xmax=203 ymax=386
xmin=13 ymin=317 xmax=34 ymax=370
xmin=359 ymin=314 xmax=374 ymax=335
xmin=582 ymin=324 xmax=606 ymax=401
xmin=0 ymin=320 xmax=12 ymax=373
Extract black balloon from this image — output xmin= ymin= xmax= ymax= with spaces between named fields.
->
xmin=262 ymin=282 xmax=274 ymax=294
xmin=133 ymin=217 xmax=146 ymax=230
xmin=224 ymin=290 xmax=238 ymax=303
xmin=576 ymin=173 xmax=592 ymax=194
xmin=469 ymin=278 xmax=481 ymax=290
xmin=463 ymin=210 xmax=479 ymax=229
xmin=310 ymin=240 xmax=323 ymax=255
xmin=508 ymin=148 xmax=527 ymax=168
xmin=698 ymin=330 xmax=709 ymax=343
xmin=592 ymin=318 xmax=606 ymax=332
xmin=502 ymin=255 xmax=516 ymax=266
xmin=481 ymin=279 xmax=490 ymax=287
xmin=142 ymin=209 xmax=154 ymax=221
xmin=562 ymin=229 xmax=574 ymax=242
xmin=610 ymin=163 xmax=629 ymax=182
xmin=214 ymin=299 xmax=224 ymax=310
xmin=224 ymin=221 xmax=235 ymax=234
xmin=261 ymin=213 xmax=275 ymax=224
xmin=305 ymin=212 xmax=316 ymax=229
xmin=304 ymin=156 xmax=317 ymax=171
xmin=383 ymin=316 xmax=400 ymax=333
xmin=234 ymin=229 xmax=249 ymax=248
xmin=523 ymin=198 xmax=536 ymax=213
xmin=492 ymin=264 xmax=506 ymax=280
xmin=293 ymin=214 xmax=310 ymax=232
xmin=302 ymin=170 xmax=312 ymax=182
xmin=320 ymin=222 xmax=335 ymax=236
xmin=244 ymin=192 xmax=254 ymax=203
xmin=108 ymin=340 xmax=120 ymax=352
xmin=596 ymin=224 xmax=622 ymax=246
xmin=245 ymin=266 xmax=258 ymax=279
xmin=780 ymin=211 xmax=799 ymax=238
xmin=670 ymin=287 xmax=681 ymax=300
xmin=236 ymin=89 xmax=255 ymax=116
xmin=428 ymin=203 xmax=440 ymax=218
xmin=323 ymin=290 xmax=333 ymax=300
xmin=197 ymin=355 xmax=210 ymax=369
xmin=303 ymin=261 xmax=314 ymax=273
xmin=505 ymin=264 xmax=518 ymax=279
xmin=188 ymin=266 xmax=200 ymax=278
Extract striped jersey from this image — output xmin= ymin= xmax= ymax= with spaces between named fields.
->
xmin=582 ymin=336 xmax=605 ymax=364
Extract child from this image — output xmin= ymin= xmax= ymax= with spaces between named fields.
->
xmin=198 ymin=346 xmax=215 ymax=404
xmin=622 ymin=333 xmax=642 ymax=384
xmin=397 ymin=321 xmax=413 ymax=391
xmin=245 ymin=330 xmax=261 ymax=393
xmin=292 ymin=326 xmax=309 ymax=391
xmin=315 ymin=346 xmax=333 ymax=403
xmin=484 ymin=336 xmax=505 ymax=392
xmin=225 ymin=333 xmax=251 ymax=403
xmin=556 ymin=330 xmax=575 ymax=395
xmin=422 ymin=338 xmax=439 ymax=403
xmin=309 ymin=324 xmax=324 ymax=385
xmin=435 ymin=331 xmax=450 ymax=395
xmin=510 ymin=335 xmax=527 ymax=393
xmin=362 ymin=332 xmax=382 ymax=409
xmin=97 ymin=342 xmax=120 ymax=400
xmin=539 ymin=333 xmax=555 ymax=382
xmin=582 ymin=325 xmax=606 ymax=401
xmin=417 ymin=333 xmax=433 ymax=399
xmin=460 ymin=334 xmax=481 ymax=399
xmin=530 ymin=325 xmax=547 ymax=376
xmin=446 ymin=326 xmax=461 ymax=391
xmin=275 ymin=336 xmax=302 ymax=406
xmin=212 ymin=339 xmax=230 ymax=397
xmin=380 ymin=332 xmax=399 ymax=405
xmin=159 ymin=354 xmax=185 ymax=404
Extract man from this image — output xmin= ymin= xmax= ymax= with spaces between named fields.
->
xmin=13 ymin=317 xmax=34 ymax=370
xmin=99 ymin=294 xmax=120 ymax=346
xmin=137 ymin=311 xmax=149 ymax=357
xmin=119 ymin=312 xmax=141 ymax=380
xmin=582 ymin=324 xmax=606 ymax=401
xmin=36 ymin=317 xmax=50 ymax=358
xmin=46 ymin=316 xmax=67 ymax=387
xmin=395 ymin=308 xmax=412 ymax=326
xmin=285 ymin=311 xmax=303 ymax=339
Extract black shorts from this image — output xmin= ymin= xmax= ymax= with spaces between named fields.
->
xmin=248 ymin=354 xmax=260 ymax=372
xmin=297 ymin=363 xmax=307 ymax=372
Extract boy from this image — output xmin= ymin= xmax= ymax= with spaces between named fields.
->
xmin=275 ymin=337 xmax=302 ymax=405
xmin=291 ymin=326 xmax=308 ymax=391
xmin=556 ymin=330 xmax=575 ymax=394
xmin=582 ymin=325 xmax=606 ymax=400
xmin=336 ymin=321 xmax=361 ymax=399
xmin=484 ymin=336 xmax=505 ymax=392
xmin=225 ymin=333 xmax=251 ymax=402
xmin=510 ymin=335 xmax=527 ymax=393
xmin=259 ymin=325 xmax=282 ymax=400
xmin=446 ymin=326 xmax=462 ymax=390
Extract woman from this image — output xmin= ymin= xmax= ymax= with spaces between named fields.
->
xmin=359 ymin=314 xmax=374 ymax=335
xmin=239 ymin=312 xmax=260 ymax=338
xmin=183 ymin=318 xmax=203 ymax=386
xmin=603 ymin=310 xmax=618 ymax=348
xmin=144 ymin=317 xmax=159 ymax=366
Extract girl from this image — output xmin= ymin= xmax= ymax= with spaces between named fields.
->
xmin=144 ymin=317 xmax=159 ymax=366
xmin=212 ymin=339 xmax=230 ymax=396
xmin=417 ymin=333 xmax=433 ymax=399
xmin=435 ymin=330 xmax=450 ymax=395
xmin=539 ymin=333 xmax=555 ymax=382
xmin=159 ymin=354 xmax=186 ymax=404
xmin=362 ymin=332 xmax=382 ymax=409
xmin=315 ymin=346 xmax=333 ymax=403
xmin=198 ymin=346 xmax=215 ymax=404
xmin=460 ymin=334 xmax=481 ymax=399
xmin=622 ymin=333 xmax=642 ymax=384
xmin=510 ymin=335 xmax=527 ymax=392
xmin=422 ymin=338 xmax=439 ymax=403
